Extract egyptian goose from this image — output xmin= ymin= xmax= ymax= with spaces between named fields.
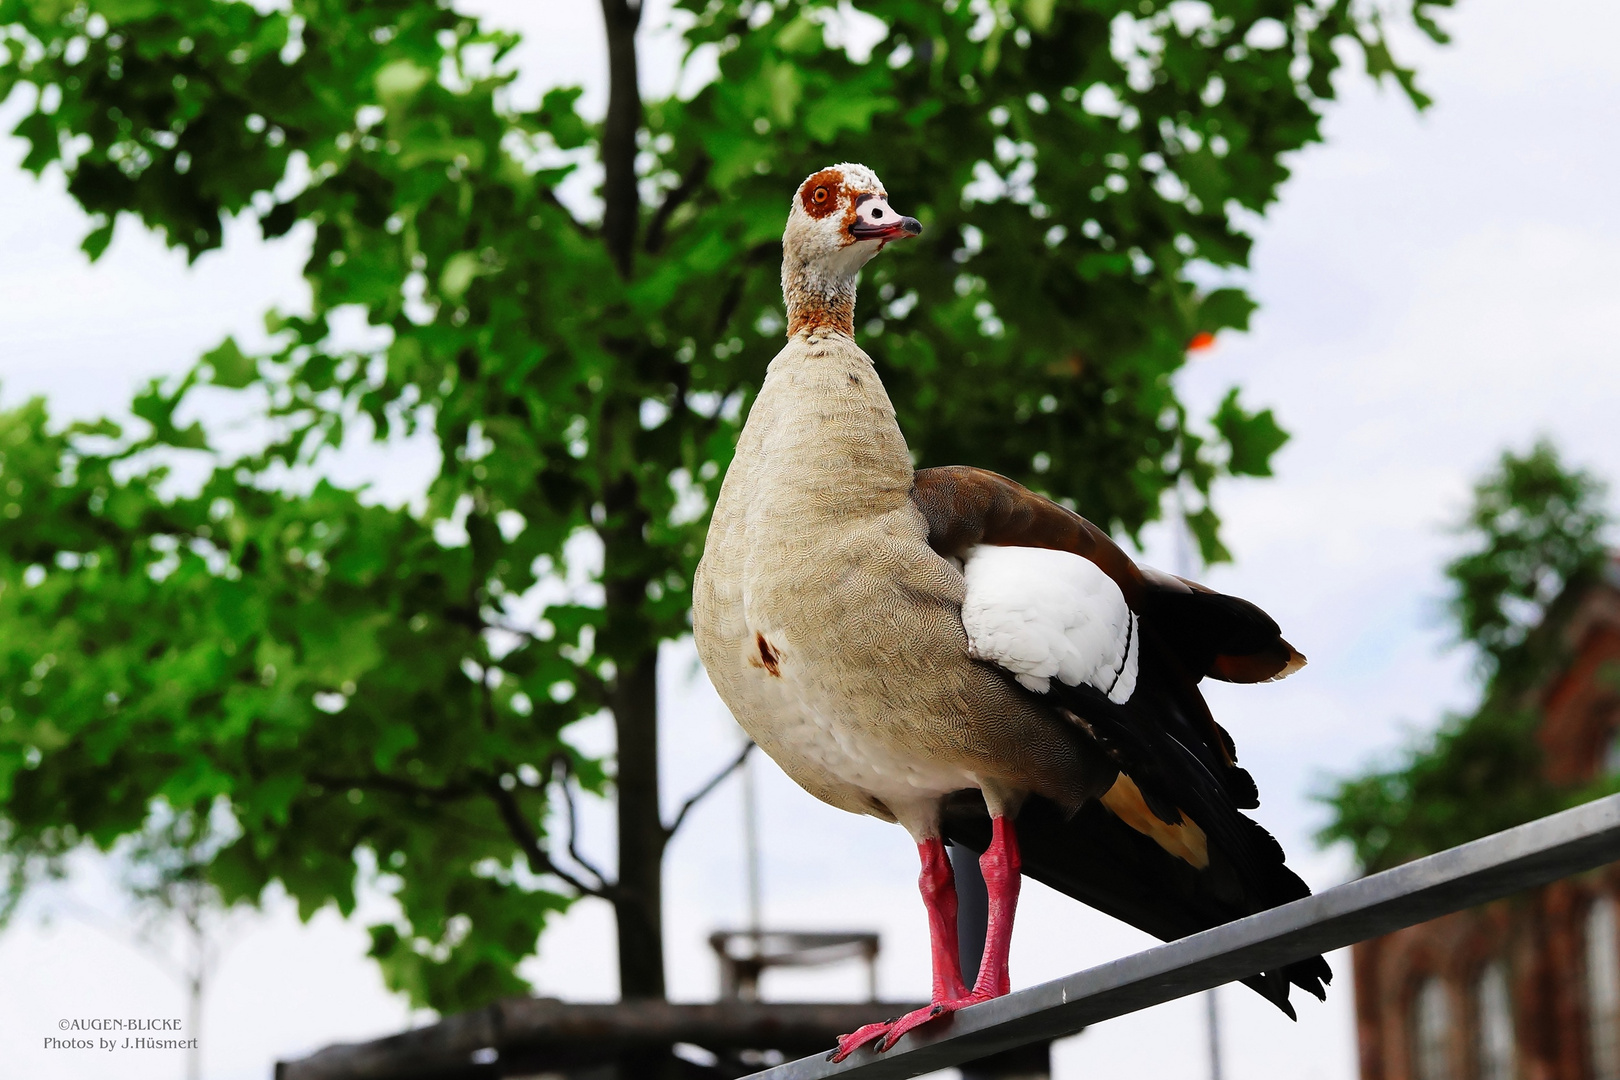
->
xmin=692 ymin=163 xmax=1328 ymax=1061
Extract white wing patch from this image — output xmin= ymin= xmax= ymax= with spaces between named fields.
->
xmin=960 ymin=543 xmax=1139 ymax=703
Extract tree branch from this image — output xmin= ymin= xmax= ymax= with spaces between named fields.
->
xmin=486 ymin=778 xmax=612 ymax=900
xmin=644 ymin=154 xmax=710 ymax=255
xmin=539 ymin=185 xmax=598 ymax=242
xmin=599 ymin=0 xmax=644 ymax=278
xmin=663 ymin=741 xmax=755 ymax=842
xmin=550 ymin=757 xmax=614 ymax=889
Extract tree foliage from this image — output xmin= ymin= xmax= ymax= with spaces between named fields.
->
xmin=1447 ymin=438 xmax=1611 ymax=685
xmin=0 ymin=396 xmax=581 ymax=1009
xmin=2 ymin=0 xmax=1447 ymax=1011
xmin=1317 ymin=441 xmax=1614 ymax=874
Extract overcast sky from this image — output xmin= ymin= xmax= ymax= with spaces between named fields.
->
xmin=3 ymin=1 xmax=1619 ymax=1078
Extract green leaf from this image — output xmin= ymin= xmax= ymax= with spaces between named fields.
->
xmin=1183 ymin=503 xmax=1231 ymax=566
xmin=1212 ymin=388 xmax=1288 ymax=477
xmin=397 ymin=137 xmax=487 ymax=171
xmin=536 ymin=87 xmax=588 ymax=150
xmin=439 ymin=251 xmax=482 ymax=302
xmin=1022 ymin=0 xmax=1056 ymax=32
xmin=1197 ymin=288 xmax=1257 ymax=334
xmin=97 ymin=0 xmax=164 ymax=25
xmin=775 ymin=15 xmax=823 ymax=55
xmin=81 ymin=217 xmax=116 ymax=262
xmin=130 ymin=378 xmax=208 ymax=449
xmin=371 ymin=723 xmax=419 ymax=772
xmin=802 ymin=93 xmax=895 ymax=142
xmin=767 ymin=59 xmax=802 ymax=125
xmin=375 ymin=60 xmax=433 ymax=108
xmin=204 ymin=338 xmax=257 ymax=388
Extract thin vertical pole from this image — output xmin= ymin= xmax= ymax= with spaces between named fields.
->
xmin=1174 ymin=481 xmax=1222 ymax=1080
xmin=949 ymin=842 xmax=989 ymax=989
xmin=1172 ymin=481 xmax=1195 ymax=581
xmin=742 ymin=748 xmax=763 ymax=936
xmin=187 ymin=902 xmax=203 ymax=1080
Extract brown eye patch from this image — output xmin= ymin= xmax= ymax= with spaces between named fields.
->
xmin=799 ymin=168 xmax=843 ymax=218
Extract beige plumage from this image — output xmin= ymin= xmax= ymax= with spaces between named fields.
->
xmin=692 ymin=317 xmax=1109 ymax=829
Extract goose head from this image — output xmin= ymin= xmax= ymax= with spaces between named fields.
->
xmin=781 ymin=163 xmax=921 ymax=338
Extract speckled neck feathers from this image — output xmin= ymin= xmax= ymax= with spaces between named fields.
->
xmin=783 ymin=258 xmax=858 ymax=338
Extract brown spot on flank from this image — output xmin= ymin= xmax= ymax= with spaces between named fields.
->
xmin=799 ymin=169 xmax=844 ymax=218
xmin=754 ymin=634 xmax=781 ymax=677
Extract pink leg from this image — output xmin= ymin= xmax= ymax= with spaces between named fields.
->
xmin=830 ymin=838 xmax=967 ymax=1061
xmin=830 ymin=819 xmax=1022 ymax=1061
xmin=971 ymin=814 xmax=1021 ymax=998
xmin=920 ymin=837 xmax=972 ymax=1002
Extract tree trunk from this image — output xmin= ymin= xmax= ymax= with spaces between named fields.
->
xmin=602 ymin=425 xmax=666 ymax=1002
xmin=603 ymin=498 xmax=672 ymax=1080
xmin=598 ymin=0 xmax=661 ymax=1003
xmin=597 ymin=9 xmax=672 ymax=1076
xmin=608 ymin=644 xmax=666 ymax=999
xmin=600 ymin=0 xmax=643 ymax=278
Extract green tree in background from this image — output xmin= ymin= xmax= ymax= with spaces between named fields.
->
xmin=1447 ymin=440 xmax=1612 ymax=686
xmin=1 ymin=0 xmax=1449 ymax=1012
xmin=1318 ymin=440 xmax=1614 ymax=874
xmin=122 ymin=808 xmax=241 ymax=1080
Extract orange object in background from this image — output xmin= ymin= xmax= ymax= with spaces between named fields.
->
xmin=1188 ymin=331 xmax=1216 ymax=352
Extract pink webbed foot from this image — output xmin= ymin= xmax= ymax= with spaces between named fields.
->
xmin=827 ymin=990 xmax=1002 ymax=1062
xmin=875 ymin=990 xmax=996 ymax=1051
xmin=828 ymin=1018 xmax=898 ymax=1062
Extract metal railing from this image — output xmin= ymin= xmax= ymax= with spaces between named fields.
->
xmin=745 ymin=794 xmax=1620 ymax=1080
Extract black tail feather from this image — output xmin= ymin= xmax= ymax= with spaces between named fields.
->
xmin=951 ymin=624 xmax=1331 ymax=1016
xmin=943 ymin=794 xmax=1331 ymax=1017
xmin=1047 ymin=641 xmax=1293 ymax=920
xmin=1139 ymin=573 xmax=1305 ymax=685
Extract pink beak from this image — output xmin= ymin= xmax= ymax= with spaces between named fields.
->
xmin=850 ymin=194 xmax=923 ymax=243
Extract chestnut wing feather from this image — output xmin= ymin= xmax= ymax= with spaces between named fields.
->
xmin=910 ymin=465 xmax=1305 ymax=684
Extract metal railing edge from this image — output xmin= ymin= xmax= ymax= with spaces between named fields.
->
xmin=744 ymin=794 xmax=1620 ymax=1080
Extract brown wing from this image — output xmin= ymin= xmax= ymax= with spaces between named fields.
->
xmin=918 ymin=465 xmax=1331 ymax=1014
xmin=910 ymin=465 xmax=1305 ymax=684
xmin=909 ymin=464 xmax=1147 ymax=603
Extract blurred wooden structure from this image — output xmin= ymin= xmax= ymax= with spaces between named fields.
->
xmin=273 ymin=997 xmax=927 ymax=1080
xmin=709 ymin=930 xmax=880 ymax=1003
xmin=276 ymin=858 xmax=1060 ymax=1080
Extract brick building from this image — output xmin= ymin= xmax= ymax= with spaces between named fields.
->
xmin=1353 ymin=561 xmax=1620 ymax=1080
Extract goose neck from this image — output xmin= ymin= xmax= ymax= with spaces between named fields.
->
xmin=782 ymin=255 xmax=858 ymax=338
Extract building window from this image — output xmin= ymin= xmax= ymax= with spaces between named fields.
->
xmin=1413 ymin=976 xmax=1456 ymax=1080
xmin=1474 ymin=960 xmax=1515 ymax=1080
xmin=1589 ymin=897 xmax=1620 ymax=1080
xmin=1602 ymin=724 xmax=1620 ymax=778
